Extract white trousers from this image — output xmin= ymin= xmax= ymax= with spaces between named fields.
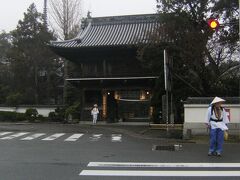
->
xmin=92 ymin=115 xmax=98 ymax=124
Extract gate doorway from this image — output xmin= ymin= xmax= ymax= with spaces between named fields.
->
xmin=118 ymin=99 xmax=150 ymax=122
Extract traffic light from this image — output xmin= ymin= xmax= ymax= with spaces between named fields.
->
xmin=207 ymin=19 xmax=220 ymax=30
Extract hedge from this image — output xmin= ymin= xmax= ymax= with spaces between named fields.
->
xmin=0 ymin=111 xmax=26 ymax=122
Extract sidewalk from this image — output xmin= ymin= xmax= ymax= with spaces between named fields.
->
xmin=78 ymin=121 xmax=240 ymax=144
xmin=79 ymin=121 xmax=190 ymax=143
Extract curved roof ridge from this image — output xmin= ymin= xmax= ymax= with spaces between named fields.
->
xmin=50 ymin=13 xmax=160 ymax=48
xmin=90 ymin=14 xmax=158 ymax=25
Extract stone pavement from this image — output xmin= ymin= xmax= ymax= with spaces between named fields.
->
xmin=79 ymin=121 xmax=240 ymax=144
xmin=79 ymin=121 xmax=194 ymax=143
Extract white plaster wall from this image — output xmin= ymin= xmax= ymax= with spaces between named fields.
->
xmin=184 ymin=104 xmax=240 ymax=123
xmin=184 ymin=105 xmax=208 ymax=123
xmin=184 ymin=104 xmax=240 ymax=136
xmin=0 ymin=106 xmax=58 ymax=117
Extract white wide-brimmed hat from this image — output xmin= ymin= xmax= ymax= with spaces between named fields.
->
xmin=94 ymin=104 xmax=98 ymax=107
xmin=210 ymin=97 xmax=225 ymax=105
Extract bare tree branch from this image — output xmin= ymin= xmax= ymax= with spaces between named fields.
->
xmin=49 ymin=0 xmax=83 ymax=40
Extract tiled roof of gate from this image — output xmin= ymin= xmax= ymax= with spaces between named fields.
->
xmin=50 ymin=14 xmax=160 ymax=48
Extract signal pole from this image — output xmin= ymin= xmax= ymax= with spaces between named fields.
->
xmin=238 ymin=0 xmax=240 ymax=139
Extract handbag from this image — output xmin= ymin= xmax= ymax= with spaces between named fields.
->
xmin=224 ymin=131 xmax=228 ymax=141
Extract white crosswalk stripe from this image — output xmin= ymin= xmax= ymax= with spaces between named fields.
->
xmin=0 ymin=132 xmax=123 ymax=142
xmin=0 ymin=132 xmax=29 ymax=140
xmin=79 ymin=162 xmax=240 ymax=177
xmin=64 ymin=133 xmax=84 ymax=141
xmin=42 ymin=133 xmax=65 ymax=141
xmin=88 ymin=162 xmax=240 ymax=168
xmin=0 ymin=132 xmax=13 ymax=137
xmin=80 ymin=170 xmax=240 ymax=177
xmin=111 ymin=134 xmax=122 ymax=142
xmin=21 ymin=133 xmax=46 ymax=140
xmin=89 ymin=134 xmax=102 ymax=141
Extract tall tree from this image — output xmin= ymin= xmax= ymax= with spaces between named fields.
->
xmin=0 ymin=31 xmax=12 ymax=104
xmin=158 ymin=0 xmax=239 ymax=93
xmin=8 ymin=3 xmax=60 ymax=104
xmin=48 ymin=0 xmax=83 ymax=105
xmin=138 ymin=0 xmax=239 ymax=122
xmin=140 ymin=0 xmax=239 ymax=96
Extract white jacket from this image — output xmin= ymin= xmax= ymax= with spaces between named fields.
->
xmin=91 ymin=108 xmax=99 ymax=116
xmin=205 ymin=106 xmax=229 ymax=130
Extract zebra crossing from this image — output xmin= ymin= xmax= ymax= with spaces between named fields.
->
xmin=0 ymin=131 xmax=122 ymax=142
xmin=79 ymin=162 xmax=240 ymax=177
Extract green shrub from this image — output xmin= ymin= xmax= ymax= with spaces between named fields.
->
xmin=16 ymin=113 xmax=26 ymax=121
xmin=36 ymin=114 xmax=48 ymax=122
xmin=65 ymin=102 xmax=80 ymax=120
xmin=47 ymin=108 xmax=66 ymax=122
xmin=48 ymin=111 xmax=58 ymax=122
xmin=25 ymin=108 xmax=38 ymax=122
xmin=0 ymin=111 xmax=26 ymax=122
xmin=25 ymin=108 xmax=38 ymax=117
xmin=55 ymin=107 xmax=65 ymax=120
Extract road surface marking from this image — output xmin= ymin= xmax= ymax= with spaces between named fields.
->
xmin=89 ymin=134 xmax=102 ymax=141
xmin=64 ymin=134 xmax=84 ymax=141
xmin=0 ymin=132 xmax=13 ymax=137
xmin=21 ymin=133 xmax=46 ymax=140
xmin=42 ymin=133 xmax=65 ymax=141
xmin=0 ymin=132 xmax=123 ymax=142
xmin=88 ymin=162 xmax=240 ymax=168
xmin=79 ymin=170 xmax=240 ymax=177
xmin=0 ymin=132 xmax=29 ymax=140
xmin=111 ymin=134 xmax=122 ymax=142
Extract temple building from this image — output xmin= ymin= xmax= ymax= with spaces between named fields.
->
xmin=50 ymin=14 xmax=160 ymax=122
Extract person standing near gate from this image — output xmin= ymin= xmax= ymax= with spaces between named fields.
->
xmin=91 ymin=104 xmax=99 ymax=124
xmin=205 ymin=97 xmax=229 ymax=157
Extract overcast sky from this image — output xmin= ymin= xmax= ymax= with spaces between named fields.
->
xmin=0 ymin=0 xmax=157 ymax=32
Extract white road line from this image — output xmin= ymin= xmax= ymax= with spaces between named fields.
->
xmin=111 ymin=134 xmax=122 ymax=142
xmin=79 ymin=170 xmax=240 ymax=177
xmin=0 ymin=132 xmax=13 ymax=137
xmin=88 ymin=162 xmax=240 ymax=168
xmin=0 ymin=132 xmax=29 ymax=140
xmin=42 ymin=133 xmax=65 ymax=141
xmin=64 ymin=134 xmax=84 ymax=141
xmin=21 ymin=133 xmax=46 ymax=140
xmin=89 ymin=134 xmax=102 ymax=141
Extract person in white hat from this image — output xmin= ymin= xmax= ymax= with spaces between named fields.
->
xmin=91 ymin=104 xmax=99 ymax=124
xmin=205 ymin=97 xmax=229 ymax=156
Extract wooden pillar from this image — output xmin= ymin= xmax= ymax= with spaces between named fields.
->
xmin=102 ymin=90 xmax=107 ymax=120
xmin=80 ymin=89 xmax=85 ymax=121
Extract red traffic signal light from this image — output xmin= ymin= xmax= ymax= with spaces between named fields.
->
xmin=207 ymin=19 xmax=220 ymax=30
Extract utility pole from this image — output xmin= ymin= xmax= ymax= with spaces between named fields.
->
xmin=43 ymin=0 xmax=48 ymax=29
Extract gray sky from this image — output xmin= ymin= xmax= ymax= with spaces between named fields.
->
xmin=0 ymin=0 xmax=157 ymax=32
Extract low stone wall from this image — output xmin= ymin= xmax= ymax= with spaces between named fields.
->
xmin=0 ymin=105 xmax=61 ymax=117
xmin=184 ymin=104 xmax=240 ymax=137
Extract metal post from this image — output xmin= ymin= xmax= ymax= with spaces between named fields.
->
xmin=238 ymin=0 xmax=240 ymax=37
xmin=238 ymin=0 xmax=240 ymax=139
xmin=164 ymin=49 xmax=169 ymax=133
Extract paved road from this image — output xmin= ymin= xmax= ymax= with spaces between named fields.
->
xmin=0 ymin=123 xmax=239 ymax=180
